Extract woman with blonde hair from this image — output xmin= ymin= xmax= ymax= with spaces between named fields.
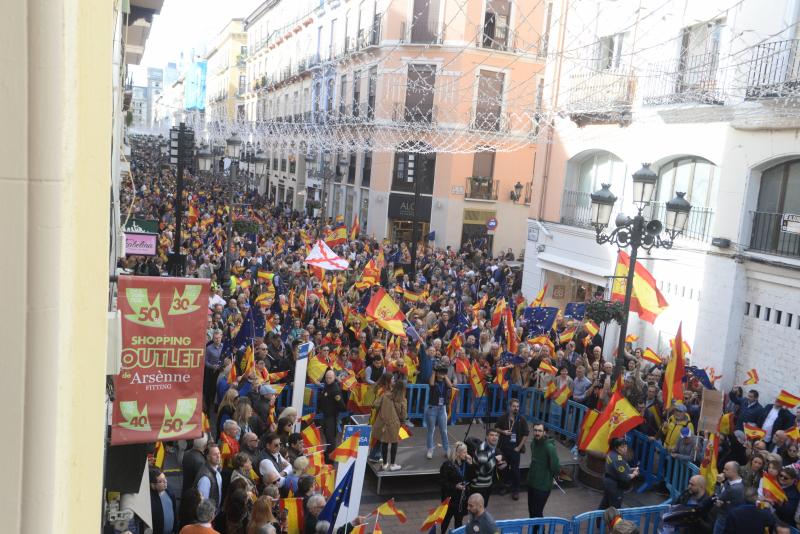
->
xmin=246 ymin=495 xmax=279 ymax=534
xmin=372 ymin=378 xmax=407 ymax=471
xmin=233 ymin=402 xmax=253 ymax=435
xmin=216 ymin=388 xmax=239 ymax=437
xmin=439 ymin=441 xmax=473 ymax=533
xmin=277 ymin=406 xmax=298 ymax=427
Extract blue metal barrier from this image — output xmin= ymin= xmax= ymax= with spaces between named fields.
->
xmin=453 ymin=384 xmax=488 ymax=421
xmin=522 ymin=388 xmax=587 ymax=440
xmin=662 ymin=455 xmax=698 ymax=502
xmin=627 ymin=430 xmax=665 ymax=493
xmin=451 ymin=505 xmax=669 ymax=534
xmin=406 ymin=383 xmax=429 ymax=422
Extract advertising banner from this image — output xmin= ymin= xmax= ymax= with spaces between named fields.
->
xmin=124 ymin=232 xmax=158 ymax=256
xmin=111 ymin=275 xmax=209 ymax=445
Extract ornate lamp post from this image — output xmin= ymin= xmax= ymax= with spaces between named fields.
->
xmin=590 ymin=163 xmax=693 ymax=379
xmin=223 ymin=132 xmax=242 ymax=292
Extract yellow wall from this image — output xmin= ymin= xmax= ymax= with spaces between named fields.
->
xmin=0 ymin=0 xmax=110 ymax=531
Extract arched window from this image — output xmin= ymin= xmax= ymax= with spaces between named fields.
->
xmin=756 ymin=159 xmax=800 ymax=214
xmin=576 ymin=152 xmax=626 ymax=193
xmin=750 ymin=159 xmax=800 ymax=257
xmin=656 ymin=157 xmax=716 ymax=207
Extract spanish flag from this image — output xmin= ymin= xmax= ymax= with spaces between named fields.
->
xmin=642 ymin=348 xmax=661 ymax=365
xmin=538 ymin=360 xmax=558 ymax=376
xmin=188 ymin=202 xmax=199 ymax=226
xmin=374 ymin=498 xmax=408 ymax=523
xmin=744 ymin=423 xmax=766 ymax=441
xmin=366 ymin=288 xmax=407 ymax=337
xmin=530 ymin=284 xmax=548 ymax=308
xmin=504 ymin=308 xmax=518 ymax=353
xmin=305 ymin=449 xmax=326 ymax=475
xmin=494 ymin=365 xmax=511 ymax=392
xmin=787 ymin=426 xmax=800 ymax=441
xmin=300 ymin=412 xmax=316 ymax=424
xmin=472 ymin=293 xmax=488 ymax=318
xmin=491 ymin=298 xmax=507 ymax=328
xmin=625 ymin=334 xmax=638 ymax=343
xmin=544 ymin=380 xmax=557 ymax=399
xmin=669 ymin=337 xmax=692 ymax=354
xmin=268 ymin=370 xmax=289 ymax=383
xmin=777 ymin=390 xmax=800 ymax=408
xmin=301 ymin=423 xmax=323 ymax=448
xmin=317 ymin=464 xmax=336 ymax=496
xmin=354 ymin=257 xmax=381 ymax=289
xmin=550 ymin=384 xmax=571 ymax=407
xmin=529 ymin=334 xmax=555 ymax=355
xmin=662 ymin=323 xmax=686 ymax=409
xmin=718 ymin=412 xmax=734 ymax=435
xmin=762 ymin=472 xmax=787 ymax=504
xmin=419 ymin=497 xmax=450 ymax=531
xmin=468 ymin=360 xmax=486 ymax=399
xmin=153 ymin=441 xmax=165 ymax=469
xmin=330 ymin=432 xmax=360 ymax=463
xmin=202 ymin=412 xmax=211 ymax=433
xmin=700 ymin=433 xmax=719 ymax=495
xmin=743 ymin=369 xmax=759 ymax=385
xmin=324 ymin=226 xmax=347 ymax=247
xmin=403 ymin=289 xmax=425 ymax=303
xmin=559 ymin=327 xmax=576 ymax=345
xmin=350 ymin=214 xmax=360 ymax=241
xmin=581 ymin=390 xmax=643 ymax=454
xmin=281 ymin=498 xmax=305 ymax=534
xmin=398 ymin=424 xmax=413 ymax=441
xmin=611 ymin=250 xmax=669 ymax=324
xmin=241 ymin=345 xmax=255 ymax=376
xmin=226 ymin=362 xmax=237 ymax=385
xmin=307 ymin=355 xmax=329 ymax=383
xmin=577 ymin=409 xmax=600 ymax=450
xmin=446 ymin=333 xmax=464 ymax=357
xmin=584 ymin=320 xmax=600 ymax=337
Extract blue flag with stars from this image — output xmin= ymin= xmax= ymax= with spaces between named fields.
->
xmin=318 ymin=462 xmax=355 ymax=533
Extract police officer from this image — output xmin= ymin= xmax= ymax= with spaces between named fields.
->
xmin=599 ymin=437 xmax=639 ymax=510
xmin=318 ymin=368 xmax=347 ymax=461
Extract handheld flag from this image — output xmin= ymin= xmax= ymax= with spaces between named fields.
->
xmin=611 ymin=250 xmax=669 ymax=323
xmin=718 ymin=412 xmax=734 ymax=435
xmin=468 ymin=360 xmax=486 ymax=399
xmin=153 ymin=441 xmax=165 ymax=469
xmin=281 ymin=497 xmax=306 ymax=534
xmin=558 ymin=327 xmax=576 ymax=345
xmin=330 ymin=432 xmax=360 ymax=463
xmin=374 ymin=498 xmax=408 ymax=523
xmin=584 ymin=320 xmax=600 ymax=337
xmin=302 ymin=423 xmax=323 ymax=448
xmin=530 ymin=284 xmax=548 ymax=307
xmin=744 ymin=423 xmax=766 ymax=441
xmin=662 ymin=322 xmax=686 ymax=409
xmin=350 ymin=214 xmax=360 ymax=241
xmin=420 ymin=497 xmax=450 ymax=531
xmin=762 ymin=472 xmax=788 ymax=504
xmin=577 ymin=409 xmax=600 ymax=450
xmin=494 ymin=365 xmax=511 ymax=393
xmin=581 ymin=390 xmax=644 ymax=454
xmin=551 ymin=384 xmax=571 ymax=407
xmin=324 ymin=226 xmax=348 ymax=247
xmin=625 ymin=334 xmax=638 ymax=343
xmin=398 ymin=424 xmax=413 ymax=441
xmin=744 ymin=369 xmax=759 ymax=385
xmin=786 ymin=426 xmax=800 ymax=441
xmin=642 ymin=348 xmax=661 ymax=365
xmin=366 ymin=288 xmax=407 ymax=337
xmin=700 ymin=433 xmax=719 ymax=495
xmin=318 ymin=463 xmax=355 ymax=532
xmin=777 ymin=390 xmax=800 ymax=408
xmin=305 ymin=240 xmax=349 ymax=270
xmin=538 ymin=360 xmax=558 ymax=376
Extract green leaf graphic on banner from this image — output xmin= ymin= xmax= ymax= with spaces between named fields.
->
xmin=158 ymin=398 xmax=197 ymax=439
xmin=119 ymin=401 xmax=152 ymax=431
xmin=169 ymin=285 xmax=202 ymax=315
xmin=124 ymin=287 xmax=164 ymax=327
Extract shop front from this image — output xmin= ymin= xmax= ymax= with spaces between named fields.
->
xmin=388 ymin=193 xmax=431 ymax=245
xmin=461 ymin=209 xmax=496 ymax=254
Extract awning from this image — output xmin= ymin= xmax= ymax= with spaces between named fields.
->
xmin=536 ymin=252 xmax=612 ymax=287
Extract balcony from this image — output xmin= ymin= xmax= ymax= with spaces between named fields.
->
xmin=650 ymin=201 xmax=714 ymax=242
xmin=475 ymin=26 xmax=522 ymax=52
xmin=465 ymin=176 xmax=498 ymax=201
xmin=560 ymin=190 xmax=593 ymax=228
xmin=643 ymin=51 xmax=725 ymax=105
xmin=471 ymin=111 xmax=508 ymax=132
xmin=749 ymin=211 xmax=800 ymax=258
xmin=567 ymin=68 xmax=635 ymax=125
xmin=745 ymin=39 xmax=800 ymax=99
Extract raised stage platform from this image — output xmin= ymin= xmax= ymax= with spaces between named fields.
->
xmin=363 ymin=422 xmax=579 ymax=494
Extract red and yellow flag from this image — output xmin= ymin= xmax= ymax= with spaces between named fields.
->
xmin=420 ymin=497 xmax=450 ymax=531
xmin=468 ymin=360 xmax=486 ymax=399
xmin=669 ymin=337 xmax=692 ymax=354
xmin=718 ymin=412 xmax=734 ymax=435
xmin=662 ymin=323 xmax=686 ymax=409
xmin=777 ymin=390 xmax=800 ymax=408
xmin=398 ymin=424 xmax=413 ymax=441
xmin=491 ymin=298 xmax=507 ymax=329
xmin=347 ymin=383 xmax=377 ymax=415
xmin=581 ymin=390 xmax=644 ymax=454
xmin=700 ymin=433 xmax=719 ymax=494
xmin=744 ymin=423 xmax=766 ymax=441
xmin=241 ymin=345 xmax=255 ymax=377
xmin=350 ymin=215 xmax=360 ymax=241
xmin=153 ymin=441 xmax=165 ymax=469
xmin=538 ymin=360 xmax=558 ymax=376
xmin=317 ymin=464 xmax=336 ymax=497
xmin=366 ymin=288 xmax=407 ymax=337
xmin=559 ymin=327 xmax=576 ymax=345
xmin=584 ymin=320 xmax=599 ymax=337
xmin=374 ymin=498 xmax=408 ymax=523
xmin=578 ymin=409 xmax=600 ymax=450
xmin=446 ymin=333 xmax=464 ymax=358
xmin=324 ymin=226 xmax=347 ymax=247
xmin=529 ymin=335 xmax=555 ymax=356
xmin=625 ymin=334 xmax=638 ymax=343
xmin=504 ymin=308 xmax=518 ymax=353
xmin=550 ymin=384 xmax=571 ymax=407
xmin=611 ymin=250 xmax=669 ymax=324
xmin=330 ymin=432 xmax=360 ymax=463
xmin=530 ymin=284 xmax=548 ymax=308
xmin=642 ymin=348 xmax=661 ymax=365
xmin=786 ymin=426 xmax=800 ymax=441
xmin=762 ymin=472 xmax=787 ymax=504
xmin=302 ymin=423 xmax=323 ymax=448
xmin=494 ymin=365 xmax=511 ymax=393
xmin=281 ymin=497 xmax=305 ymax=534
xmin=226 ymin=362 xmax=237 ymax=385
xmin=744 ymin=369 xmax=759 ymax=385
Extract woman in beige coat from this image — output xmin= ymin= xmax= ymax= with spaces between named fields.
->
xmin=372 ymin=379 xmax=407 ymax=471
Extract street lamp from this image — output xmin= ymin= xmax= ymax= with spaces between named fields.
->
xmin=196 ymin=144 xmax=213 ymax=175
xmin=223 ymin=132 xmax=242 ymax=294
xmin=510 ymin=181 xmax=524 ymax=202
xmin=254 ymin=149 xmax=267 ymax=193
xmin=590 ymin=163 xmax=692 ymax=379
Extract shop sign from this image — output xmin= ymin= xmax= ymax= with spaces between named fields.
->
xmin=388 ymin=193 xmax=432 ymax=221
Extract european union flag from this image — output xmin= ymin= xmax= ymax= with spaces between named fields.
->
xmin=425 ymin=231 xmax=436 ymax=241
xmin=564 ymin=302 xmax=587 ymax=321
xmin=523 ymin=306 xmax=558 ymax=336
xmin=233 ymin=307 xmax=257 ymax=349
xmin=686 ymin=366 xmax=715 ymax=390
xmin=318 ymin=462 xmax=355 ymax=533
xmin=405 ymin=323 xmax=422 ymax=344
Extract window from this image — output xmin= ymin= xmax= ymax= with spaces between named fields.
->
xmin=281 ymin=158 xmax=287 ymax=172
xmin=540 ymin=2 xmax=553 ymax=56
xmin=367 ymin=66 xmax=377 ymax=120
xmin=750 ymin=159 xmax=800 ymax=257
xmin=325 ymin=78 xmax=335 ymax=119
xmin=657 ymin=157 xmax=717 ymax=207
xmin=405 ymin=64 xmax=436 ymax=123
xmin=347 ymin=153 xmax=357 ymax=184
xmin=352 ymin=70 xmax=361 ymax=117
xmin=289 ymin=159 xmax=296 ymax=174
xmin=392 ymin=143 xmax=435 ymax=194
xmin=340 ymin=75 xmax=348 ymax=116
xmin=362 ymin=151 xmax=372 ymax=187
xmin=238 ymin=75 xmax=246 ymax=96
xmin=576 ymin=152 xmax=626 ymax=193
xmin=482 ymin=0 xmax=510 ymax=50
xmin=596 ymin=33 xmax=625 ymax=70
xmin=472 ymin=149 xmax=495 ymax=178
xmin=475 ymin=70 xmax=505 ymax=130
xmin=678 ymin=20 xmax=723 ymax=93
xmin=410 ymin=0 xmax=440 ymax=44
xmin=273 ymin=157 xmax=279 ymax=169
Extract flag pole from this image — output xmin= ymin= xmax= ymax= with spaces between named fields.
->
xmin=463 ymin=386 xmax=487 ymax=442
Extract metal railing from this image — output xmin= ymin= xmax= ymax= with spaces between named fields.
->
xmin=474 ymin=26 xmax=523 ymax=52
xmin=643 ymin=51 xmax=725 ymax=105
xmin=749 ymin=211 xmax=800 ymax=258
xmin=560 ymin=189 xmax=594 ymax=228
xmin=470 ymin=111 xmax=508 ymax=132
xmin=745 ymin=39 xmax=800 ymax=99
xmin=465 ymin=176 xmax=499 ymax=200
xmin=651 ymin=201 xmax=714 ymax=241
xmin=568 ymin=68 xmax=635 ymax=112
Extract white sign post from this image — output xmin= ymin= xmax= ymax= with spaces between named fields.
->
xmin=333 ymin=424 xmax=371 ymax=531
xmin=291 ymin=342 xmax=312 ymax=432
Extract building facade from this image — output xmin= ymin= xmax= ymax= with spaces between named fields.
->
xmin=521 ymin=0 xmax=800 ymax=399
xmin=146 ymin=67 xmax=163 ymax=128
xmin=242 ymin=0 xmax=545 ymax=255
xmin=204 ymin=19 xmax=248 ymax=126
xmin=130 ymin=85 xmax=148 ymax=128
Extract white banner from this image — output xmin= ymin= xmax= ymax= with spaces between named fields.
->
xmin=333 ymin=424 xmax=371 ymax=530
xmin=291 ymin=342 xmax=312 ymax=433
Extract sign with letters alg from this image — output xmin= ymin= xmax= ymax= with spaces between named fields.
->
xmin=111 ymin=275 xmax=209 ymax=445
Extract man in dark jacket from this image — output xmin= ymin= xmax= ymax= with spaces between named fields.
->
xmin=527 ymin=423 xmax=560 ymax=528
xmin=757 ymin=399 xmax=796 ymax=446
xmin=724 ymin=487 xmax=776 ymax=533
xmin=497 ymin=398 xmax=529 ymax=499
xmin=181 ymin=435 xmax=207 ymax=493
xmin=729 ymin=389 xmax=763 ymax=431
xmin=667 ymin=474 xmax=713 ymax=534
xmin=712 ymin=461 xmax=745 ymax=534
xmin=148 ymin=467 xmax=177 ymax=534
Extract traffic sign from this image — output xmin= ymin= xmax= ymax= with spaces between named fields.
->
xmin=486 ymin=217 xmax=498 ymax=231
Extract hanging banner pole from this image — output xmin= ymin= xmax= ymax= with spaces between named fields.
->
xmin=291 ymin=342 xmax=312 ymax=432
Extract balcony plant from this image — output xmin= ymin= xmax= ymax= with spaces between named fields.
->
xmin=584 ymin=299 xmax=626 ymax=326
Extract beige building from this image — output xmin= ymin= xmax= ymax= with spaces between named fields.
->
xmin=204 ymin=19 xmax=249 ymax=125
xmin=243 ymin=0 xmax=546 ymax=256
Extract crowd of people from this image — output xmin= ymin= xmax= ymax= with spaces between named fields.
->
xmin=124 ymin=135 xmax=800 ymax=534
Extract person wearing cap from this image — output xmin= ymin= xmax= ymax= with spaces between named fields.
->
xmin=250 ymin=384 xmax=277 ymax=436
xmin=599 ymin=438 xmax=639 ymax=512
xmin=662 ymin=402 xmax=695 ymax=450
xmin=671 ymin=426 xmax=704 ymax=464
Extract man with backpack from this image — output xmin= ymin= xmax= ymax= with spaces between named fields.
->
xmin=527 ymin=423 xmax=560 ymax=528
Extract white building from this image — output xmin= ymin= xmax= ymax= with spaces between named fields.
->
xmin=522 ymin=0 xmax=800 ymax=400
